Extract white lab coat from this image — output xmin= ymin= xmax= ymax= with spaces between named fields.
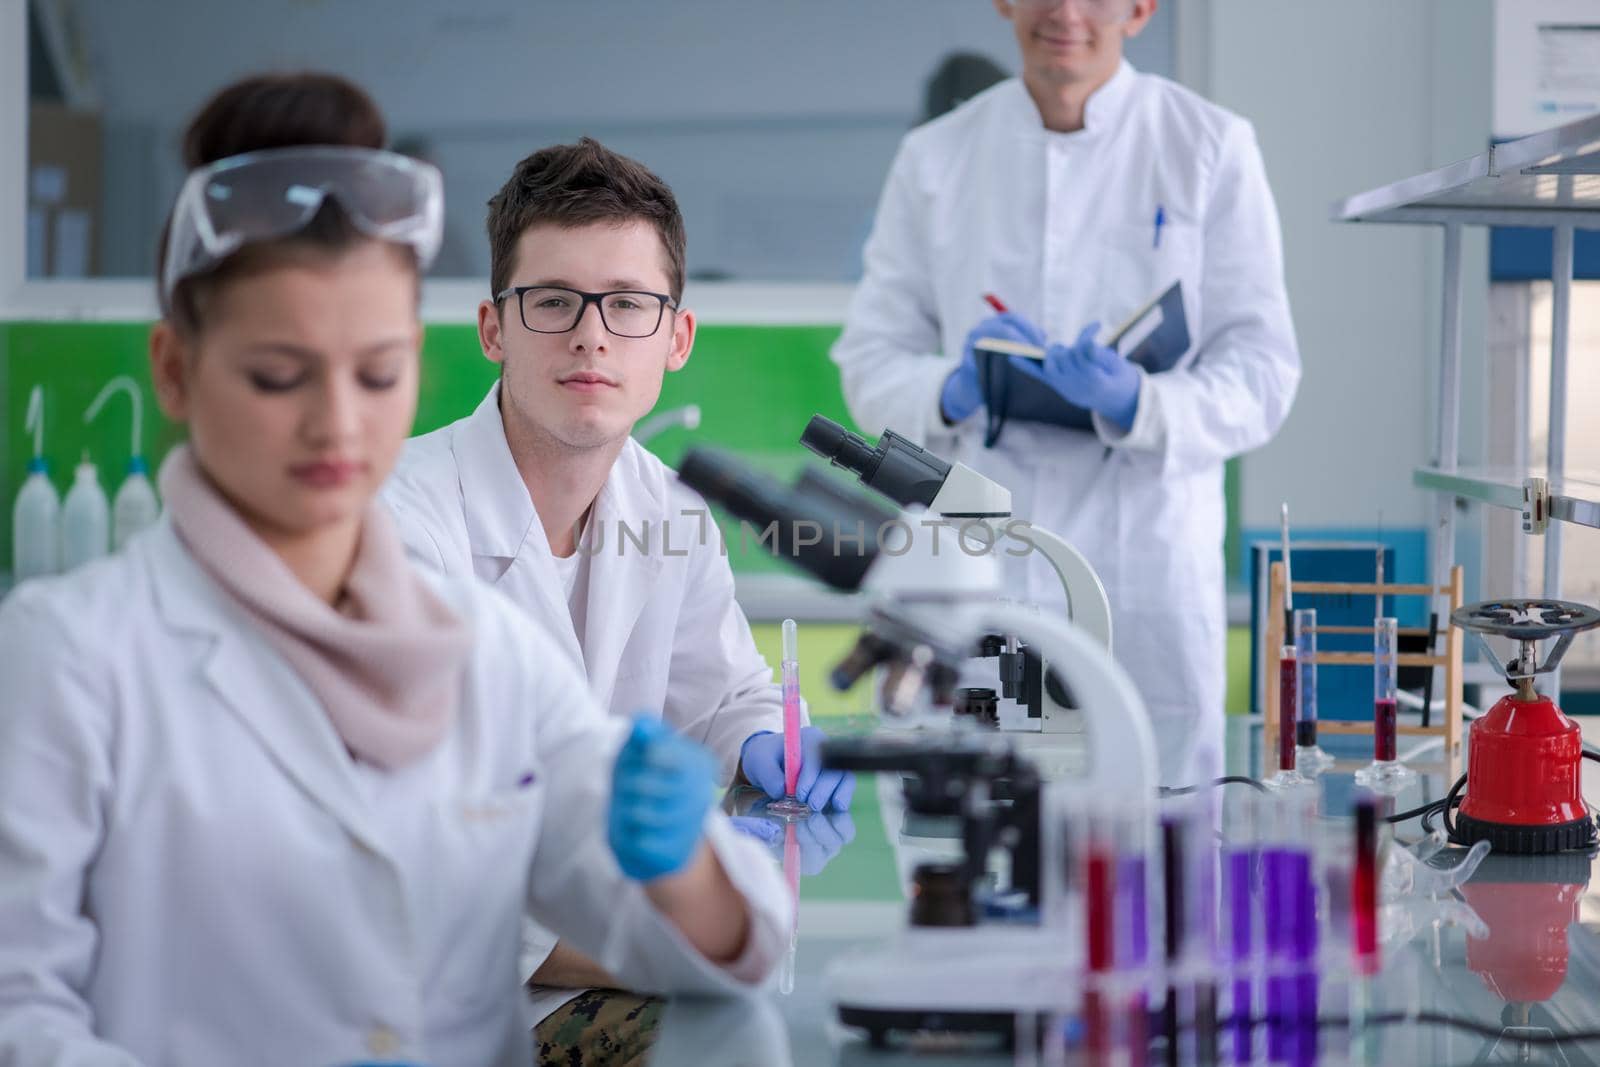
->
xmin=382 ymin=383 xmax=792 ymax=1020
xmin=832 ymin=65 xmax=1300 ymax=786
xmin=383 ymin=383 xmax=786 ymax=782
xmin=0 ymin=520 xmax=788 ymax=1067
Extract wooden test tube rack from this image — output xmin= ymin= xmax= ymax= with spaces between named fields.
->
xmin=1261 ymin=561 xmax=1463 ymax=781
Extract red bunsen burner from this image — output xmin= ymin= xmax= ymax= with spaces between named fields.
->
xmin=1457 ymin=690 xmax=1594 ymax=853
xmin=1451 ymin=600 xmax=1600 ymax=854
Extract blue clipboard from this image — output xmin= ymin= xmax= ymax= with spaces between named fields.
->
xmin=975 ymin=281 xmax=1188 ymax=446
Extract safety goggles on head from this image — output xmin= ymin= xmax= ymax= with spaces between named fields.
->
xmin=1010 ymin=0 xmax=1135 ymax=24
xmin=161 ymin=146 xmax=444 ymax=309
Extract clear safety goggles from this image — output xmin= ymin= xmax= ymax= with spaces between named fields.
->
xmin=161 ymin=146 xmax=444 ymax=308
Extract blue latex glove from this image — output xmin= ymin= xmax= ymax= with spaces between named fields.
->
xmin=729 ymin=808 xmax=857 ymax=876
xmin=789 ymin=808 xmax=857 ymax=875
xmin=728 ymin=815 xmax=783 ymax=845
xmin=739 ymin=726 xmax=856 ymax=812
xmin=942 ymin=312 xmax=1049 ymax=424
xmin=1010 ymin=322 xmax=1141 ymax=432
xmin=608 ymin=716 xmax=718 ymax=882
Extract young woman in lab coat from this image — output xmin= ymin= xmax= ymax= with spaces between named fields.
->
xmin=0 ymin=73 xmax=788 ymax=1067
xmin=831 ymin=0 xmax=1301 ymax=786
xmin=380 ymin=139 xmax=853 ymax=1024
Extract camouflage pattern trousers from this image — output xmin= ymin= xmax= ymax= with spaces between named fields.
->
xmin=533 ymin=990 xmax=664 ymax=1066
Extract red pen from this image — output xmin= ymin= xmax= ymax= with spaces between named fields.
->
xmin=982 ymin=293 xmax=1008 ymax=314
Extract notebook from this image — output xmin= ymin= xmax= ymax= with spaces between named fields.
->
xmin=971 ymin=280 xmax=1189 ymax=444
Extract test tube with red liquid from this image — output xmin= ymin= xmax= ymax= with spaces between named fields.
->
xmin=1082 ymin=809 xmax=1117 ymax=1059
xmin=1351 ymin=798 xmax=1379 ymax=976
xmin=1349 ymin=796 xmax=1382 ymax=1062
xmin=1267 ymin=644 xmax=1310 ymax=789
xmin=1079 ymin=807 xmax=1151 ymax=1066
xmin=1355 ymin=617 xmax=1416 ymax=791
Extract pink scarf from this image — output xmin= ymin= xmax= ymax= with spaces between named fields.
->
xmin=160 ymin=446 xmax=471 ymax=769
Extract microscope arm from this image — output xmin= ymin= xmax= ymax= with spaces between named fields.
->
xmin=972 ymin=601 xmax=1154 ymax=804
xmin=1017 ymin=526 xmax=1113 ymax=651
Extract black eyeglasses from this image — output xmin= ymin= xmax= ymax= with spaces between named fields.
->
xmin=495 ymin=285 xmax=678 ymax=339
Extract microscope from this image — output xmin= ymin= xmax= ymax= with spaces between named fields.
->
xmin=800 ymin=415 xmax=1111 ymax=782
xmin=677 ymin=447 xmax=1158 ymax=1043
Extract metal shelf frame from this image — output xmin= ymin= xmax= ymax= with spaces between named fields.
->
xmin=1412 ymin=467 xmax=1600 ymax=531
xmin=1334 ymin=113 xmax=1600 ymax=700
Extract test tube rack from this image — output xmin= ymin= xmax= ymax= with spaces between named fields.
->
xmin=1261 ymin=561 xmax=1463 ymax=782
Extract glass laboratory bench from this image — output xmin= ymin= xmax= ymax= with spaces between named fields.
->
xmin=642 ymin=716 xmax=1600 ymax=1067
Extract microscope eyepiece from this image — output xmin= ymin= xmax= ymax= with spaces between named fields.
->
xmin=799 ymin=415 xmax=950 ymax=509
xmin=801 ymin=415 xmax=879 ymax=480
xmin=678 ymin=446 xmax=892 ymax=592
xmin=799 ymin=415 xmax=848 ymax=460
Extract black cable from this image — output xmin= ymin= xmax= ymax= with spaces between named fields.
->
xmin=1159 ymin=775 xmax=1270 ymax=797
xmin=1385 ymin=796 xmax=1449 ymax=824
xmin=1384 ymin=770 xmax=1470 ymax=827
xmin=1181 ymin=1011 xmax=1600 ymax=1044
xmin=1441 ymin=769 xmax=1467 ymax=841
xmin=1407 ymin=772 xmax=1468 ymax=838
xmin=1156 ymin=774 xmax=1464 ymax=825
xmin=1378 ymin=1009 xmax=1600 ymax=1044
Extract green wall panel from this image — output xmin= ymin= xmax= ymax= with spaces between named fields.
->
xmin=409 ymin=322 xmax=859 ymax=449
xmin=2 ymin=323 xmax=172 ymax=571
xmin=2 ymin=319 xmax=1240 ymax=585
xmin=412 ymin=323 xmax=498 ymax=437
xmin=0 ymin=319 xmax=857 ymax=572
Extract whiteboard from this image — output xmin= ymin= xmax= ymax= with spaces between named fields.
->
xmin=1494 ymin=0 xmax=1600 ymax=139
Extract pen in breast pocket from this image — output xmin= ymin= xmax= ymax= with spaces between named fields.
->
xmin=982 ymin=293 xmax=1009 ymax=314
xmin=1153 ymin=205 xmax=1165 ymax=250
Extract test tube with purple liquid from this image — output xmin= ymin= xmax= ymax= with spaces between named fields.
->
xmin=1117 ymin=811 xmax=1151 ymax=1060
xmin=1161 ymin=793 xmax=1220 ymax=1067
xmin=1262 ymin=796 xmax=1319 ymax=1067
xmin=1222 ymin=793 xmax=1257 ymax=1065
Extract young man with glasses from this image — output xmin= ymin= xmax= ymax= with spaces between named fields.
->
xmin=382 ymin=138 xmax=852 ymax=1038
xmin=833 ymin=0 xmax=1300 ymax=788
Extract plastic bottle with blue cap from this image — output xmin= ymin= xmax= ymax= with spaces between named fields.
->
xmin=61 ymin=449 xmax=110 ymax=570
xmin=84 ymin=375 xmax=160 ymax=550
xmin=12 ymin=384 xmax=61 ymax=581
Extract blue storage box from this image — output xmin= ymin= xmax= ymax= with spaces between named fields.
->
xmin=1248 ymin=541 xmax=1397 ymax=725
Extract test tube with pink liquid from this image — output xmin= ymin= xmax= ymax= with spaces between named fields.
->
xmin=767 ymin=618 xmax=812 ymax=817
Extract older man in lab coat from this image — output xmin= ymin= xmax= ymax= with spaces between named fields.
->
xmin=832 ymin=0 xmax=1300 ymax=787
xmin=383 ymin=138 xmax=853 ymax=1037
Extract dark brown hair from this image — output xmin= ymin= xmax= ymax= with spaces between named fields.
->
xmin=486 ymin=137 xmax=686 ymax=304
xmin=157 ymin=72 xmax=407 ymax=334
